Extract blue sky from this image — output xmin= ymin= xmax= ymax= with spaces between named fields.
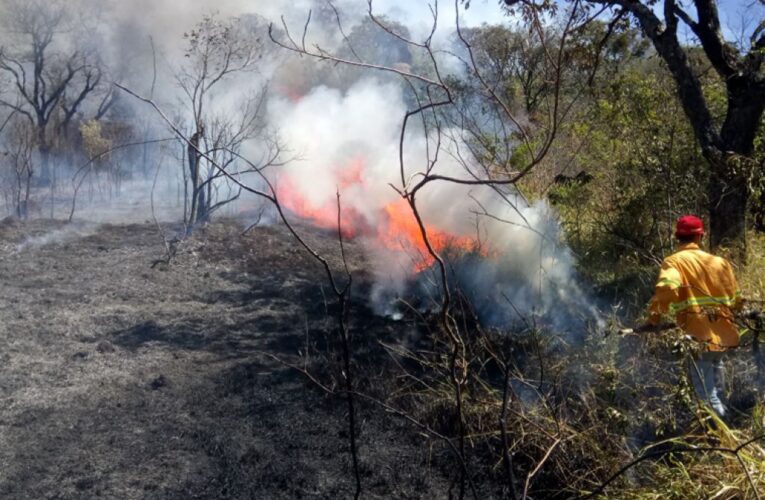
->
xmin=373 ymin=0 xmax=764 ymax=46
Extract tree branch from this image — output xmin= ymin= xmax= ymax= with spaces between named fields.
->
xmin=592 ymin=0 xmax=722 ymax=155
xmin=692 ymin=0 xmax=740 ymax=79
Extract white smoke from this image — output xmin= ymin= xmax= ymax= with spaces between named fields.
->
xmin=14 ymin=222 xmax=100 ymax=252
xmin=102 ymin=0 xmax=505 ymax=56
xmin=0 ymin=0 xmax=602 ymax=335
xmin=268 ymin=78 xmax=603 ymax=337
xmin=268 ymin=79 xmax=401 ymax=215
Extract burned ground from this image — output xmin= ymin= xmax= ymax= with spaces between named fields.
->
xmin=0 ymin=218 xmax=452 ymax=499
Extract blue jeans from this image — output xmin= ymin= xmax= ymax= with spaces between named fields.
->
xmin=688 ymin=352 xmax=727 ymax=418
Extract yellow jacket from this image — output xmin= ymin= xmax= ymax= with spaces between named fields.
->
xmin=648 ymin=243 xmax=742 ymax=351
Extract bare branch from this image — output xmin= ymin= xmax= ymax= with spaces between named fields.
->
xmin=328 ymin=1 xmax=362 ymax=62
xmin=268 ymin=21 xmax=444 ymax=88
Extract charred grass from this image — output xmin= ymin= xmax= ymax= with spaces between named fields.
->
xmin=1 ymin=217 xmax=764 ymax=498
xmin=0 ymin=217 xmax=450 ymax=499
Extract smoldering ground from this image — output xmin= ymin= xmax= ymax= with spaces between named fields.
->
xmin=2 ymin=216 xmax=762 ymax=498
xmin=0 ymin=218 xmax=459 ymax=498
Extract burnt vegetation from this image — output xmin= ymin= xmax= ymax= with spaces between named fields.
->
xmin=1 ymin=0 xmax=765 ymax=499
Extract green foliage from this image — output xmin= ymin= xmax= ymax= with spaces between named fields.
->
xmin=541 ymin=60 xmax=707 ymax=299
xmin=456 ymin=24 xmax=549 ymax=116
xmin=748 ymin=114 xmax=765 ymax=229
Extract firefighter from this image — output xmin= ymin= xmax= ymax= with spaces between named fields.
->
xmin=644 ymin=215 xmax=743 ymax=418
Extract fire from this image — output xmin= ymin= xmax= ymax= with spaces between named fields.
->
xmin=276 ymin=158 xmax=483 ymax=272
xmin=273 ymin=81 xmax=308 ymax=103
xmin=276 ymin=157 xmax=368 ymax=237
xmin=380 ymin=199 xmax=480 ymax=271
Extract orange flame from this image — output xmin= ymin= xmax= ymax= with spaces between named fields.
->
xmin=277 ymin=158 xmax=482 ymax=272
xmin=273 ymin=82 xmax=307 ymax=103
xmin=380 ymin=199 xmax=480 ymax=271
xmin=276 ymin=157 xmax=368 ymax=237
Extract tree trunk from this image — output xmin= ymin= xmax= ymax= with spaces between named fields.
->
xmin=607 ymin=1 xmax=765 ymax=261
xmin=195 ymin=187 xmax=208 ymax=224
xmin=15 ymin=171 xmax=23 ymax=219
xmin=187 ymin=129 xmax=202 ymax=228
xmin=708 ymin=80 xmax=764 ymax=259
xmin=38 ymin=127 xmax=52 ymax=186
xmin=707 ymin=160 xmax=747 ymax=258
xmin=22 ymin=168 xmax=32 ymax=219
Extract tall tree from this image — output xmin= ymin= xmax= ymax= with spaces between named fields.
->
xmin=457 ymin=24 xmax=550 ymax=117
xmin=175 ymin=13 xmax=268 ymax=226
xmin=502 ymin=0 xmax=765 ymax=257
xmin=0 ymin=0 xmax=102 ymax=185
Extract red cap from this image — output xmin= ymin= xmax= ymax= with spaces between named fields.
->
xmin=675 ymin=215 xmax=704 ymax=237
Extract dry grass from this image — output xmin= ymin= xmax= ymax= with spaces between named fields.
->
xmin=377 ymin=232 xmax=765 ymax=497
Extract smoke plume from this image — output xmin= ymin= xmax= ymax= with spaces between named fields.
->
xmin=267 ymin=78 xmax=603 ymax=336
xmin=0 ymin=0 xmax=602 ymax=336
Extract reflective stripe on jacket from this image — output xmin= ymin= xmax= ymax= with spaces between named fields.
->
xmin=648 ymin=242 xmax=742 ymax=351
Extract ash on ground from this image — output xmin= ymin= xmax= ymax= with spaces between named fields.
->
xmin=0 ymin=218 xmax=450 ymax=499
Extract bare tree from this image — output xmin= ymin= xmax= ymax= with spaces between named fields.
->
xmin=0 ymin=0 xmax=103 ymax=186
xmin=175 ymin=14 xmax=266 ymax=227
xmin=2 ymin=116 xmax=36 ymax=218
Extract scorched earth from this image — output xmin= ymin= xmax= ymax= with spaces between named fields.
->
xmin=0 ymin=217 xmax=451 ymax=499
